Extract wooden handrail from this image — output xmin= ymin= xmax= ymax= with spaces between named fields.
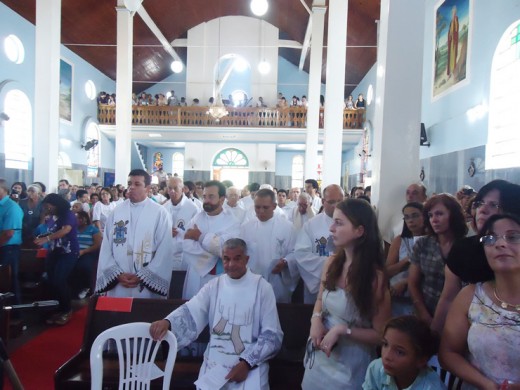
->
xmin=98 ymin=105 xmax=365 ymax=129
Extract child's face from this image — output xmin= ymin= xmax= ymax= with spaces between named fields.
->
xmin=381 ymin=329 xmax=426 ymax=385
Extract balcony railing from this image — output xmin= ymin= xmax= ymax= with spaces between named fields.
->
xmin=97 ymin=105 xmax=365 ymax=129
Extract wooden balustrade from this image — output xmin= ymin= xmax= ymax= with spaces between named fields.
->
xmin=97 ymin=105 xmax=365 ymax=129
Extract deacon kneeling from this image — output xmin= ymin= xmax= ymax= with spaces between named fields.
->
xmin=150 ymin=238 xmax=283 ymax=389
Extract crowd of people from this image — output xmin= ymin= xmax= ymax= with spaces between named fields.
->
xmin=1 ymin=173 xmax=519 ymax=389
xmin=97 ymin=90 xmax=368 ymax=111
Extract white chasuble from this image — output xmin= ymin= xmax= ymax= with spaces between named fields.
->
xmin=167 ymin=270 xmax=283 ymax=390
xmin=240 ymin=216 xmax=297 ymax=303
xmin=95 ymin=198 xmax=173 ymax=298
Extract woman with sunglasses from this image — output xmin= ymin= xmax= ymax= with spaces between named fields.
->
xmin=440 ymin=214 xmax=520 ymax=389
xmin=408 ymin=194 xmax=467 ymax=327
xmin=385 ymin=202 xmax=426 ymax=316
xmin=431 ymin=180 xmax=520 ymax=333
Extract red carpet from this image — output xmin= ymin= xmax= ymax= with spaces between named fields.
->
xmin=3 ymin=307 xmax=87 ymax=390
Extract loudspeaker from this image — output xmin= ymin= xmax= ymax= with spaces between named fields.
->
xmin=420 ymin=123 xmax=430 ymax=147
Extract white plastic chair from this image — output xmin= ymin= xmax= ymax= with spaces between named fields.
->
xmin=90 ymin=322 xmax=177 ymax=390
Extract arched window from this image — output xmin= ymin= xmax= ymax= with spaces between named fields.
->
xmin=172 ymin=152 xmax=184 ymax=177
xmin=212 ymin=148 xmax=249 ymax=167
xmin=3 ymin=89 xmax=32 ymax=169
xmin=291 ymin=155 xmax=304 ymax=189
xmin=85 ymin=121 xmax=100 ymax=178
xmin=487 ymin=21 xmax=520 ymax=169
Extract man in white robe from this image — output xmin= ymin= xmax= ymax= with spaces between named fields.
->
xmin=240 ymin=189 xmax=296 ymax=303
xmin=285 ymin=187 xmax=301 ymax=209
xmin=163 ymin=177 xmax=199 ymax=270
xmin=288 ymin=192 xmax=316 ymax=231
xmin=150 ymin=238 xmax=283 ymax=390
xmin=182 ymin=180 xmax=241 ymax=299
xmin=223 ymin=186 xmax=246 ymax=223
xmin=293 ymin=184 xmax=344 ymax=303
xmin=304 ymin=179 xmax=322 ymax=214
xmin=95 ymin=169 xmax=173 ymax=298
xmin=238 ymin=182 xmax=259 ymax=211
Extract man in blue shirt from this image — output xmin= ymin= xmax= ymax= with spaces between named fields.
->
xmin=0 ymin=179 xmax=24 ymax=305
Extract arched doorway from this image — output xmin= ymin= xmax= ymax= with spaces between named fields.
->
xmin=212 ymin=148 xmax=249 ymax=189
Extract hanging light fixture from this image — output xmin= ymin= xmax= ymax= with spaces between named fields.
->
xmin=208 ymin=18 xmax=229 ymax=122
xmin=251 ymin=0 xmax=268 ymax=16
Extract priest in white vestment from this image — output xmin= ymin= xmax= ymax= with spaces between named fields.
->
xmin=150 ymin=238 xmax=283 ymax=390
xmin=288 ymin=192 xmax=316 ymax=231
xmin=163 ymin=177 xmax=199 ymax=270
xmin=95 ymin=169 xmax=173 ymax=298
xmin=240 ymin=189 xmax=297 ymax=303
xmin=182 ymin=181 xmax=241 ymax=299
xmin=293 ymin=185 xmax=344 ymax=303
xmin=223 ymin=186 xmax=246 ymax=223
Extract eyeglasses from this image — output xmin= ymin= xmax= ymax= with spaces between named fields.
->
xmin=480 ymin=233 xmax=520 ymax=246
xmin=403 ymin=213 xmax=422 ymax=221
xmin=472 ymin=201 xmax=500 ymax=210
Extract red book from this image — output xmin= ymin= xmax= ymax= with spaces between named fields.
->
xmin=95 ymin=296 xmax=133 ymax=312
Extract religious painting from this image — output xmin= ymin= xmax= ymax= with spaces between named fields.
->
xmin=153 ymin=152 xmax=164 ymax=172
xmin=59 ymin=58 xmax=73 ymax=122
xmin=433 ymin=0 xmax=471 ymax=98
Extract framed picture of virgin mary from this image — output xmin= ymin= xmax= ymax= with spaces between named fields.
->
xmin=433 ymin=0 xmax=471 ymax=99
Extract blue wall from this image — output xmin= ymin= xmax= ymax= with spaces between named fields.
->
xmin=347 ymin=0 xmax=520 ymax=194
xmin=0 ymin=2 xmax=116 ymax=184
xmin=277 ymin=57 xmax=325 ymax=100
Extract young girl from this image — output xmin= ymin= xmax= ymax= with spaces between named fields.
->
xmin=302 ymin=199 xmax=391 ymax=389
xmin=363 ymin=316 xmax=446 ymax=389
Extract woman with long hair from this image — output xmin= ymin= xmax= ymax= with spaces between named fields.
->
xmin=302 ymin=198 xmax=391 ymax=389
xmin=440 ymin=214 xmax=520 ymax=388
xmin=408 ymin=194 xmax=467 ymax=327
xmin=34 ymin=193 xmax=79 ymax=325
xmin=385 ymin=202 xmax=426 ymax=316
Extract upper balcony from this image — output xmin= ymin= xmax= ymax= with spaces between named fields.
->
xmin=97 ymin=106 xmax=366 ymax=146
xmin=98 ymin=105 xmax=365 ymax=129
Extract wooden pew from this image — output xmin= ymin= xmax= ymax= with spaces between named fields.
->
xmin=55 ymin=296 xmax=313 ymax=389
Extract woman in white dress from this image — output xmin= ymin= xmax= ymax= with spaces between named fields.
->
xmin=302 ymin=198 xmax=391 ymax=389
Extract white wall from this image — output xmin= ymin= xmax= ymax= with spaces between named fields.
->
xmin=186 ymin=16 xmax=279 ymax=104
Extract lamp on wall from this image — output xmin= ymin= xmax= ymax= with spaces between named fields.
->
xmin=187 ymin=158 xmax=196 ymax=169
xmin=208 ymin=18 xmax=229 ymax=122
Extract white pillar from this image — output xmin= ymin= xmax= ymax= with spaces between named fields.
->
xmin=371 ymin=0 xmax=425 ymax=242
xmin=33 ymin=0 xmax=61 ymax=192
xmin=304 ymin=3 xmax=326 ymax=180
xmin=322 ymin=0 xmax=348 ymax=187
xmin=115 ymin=4 xmax=134 ymax=185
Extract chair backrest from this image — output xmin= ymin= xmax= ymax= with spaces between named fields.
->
xmin=429 ymin=355 xmax=463 ymax=390
xmin=90 ymin=322 xmax=177 ymax=390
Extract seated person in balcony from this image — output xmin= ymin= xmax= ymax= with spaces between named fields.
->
xmin=345 ymin=95 xmax=355 ymax=109
xmin=291 ymin=96 xmax=301 ymax=107
xmin=157 ymin=93 xmax=168 ymax=106
xmin=138 ymin=92 xmax=148 ymax=106
xmin=191 ymin=98 xmax=200 ymax=106
xmin=208 ymin=97 xmax=214 ymax=105
xmin=107 ymin=93 xmax=116 ymax=106
xmin=355 ymin=93 xmax=366 ymax=109
xmin=131 ymin=93 xmax=137 ymax=106
xmin=301 ymin=95 xmax=308 ymax=107
xmin=97 ymin=91 xmax=109 ymax=105
xmin=149 ymin=238 xmax=283 ymax=390
xmin=256 ymin=96 xmax=267 ymax=108
xmin=277 ymin=96 xmax=288 ymax=109
xmin=179 ymin=97 xmax=187 ymax=106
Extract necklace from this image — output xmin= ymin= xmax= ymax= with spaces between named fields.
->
xmin=493 ymin=286 xmax=520 ymax=311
